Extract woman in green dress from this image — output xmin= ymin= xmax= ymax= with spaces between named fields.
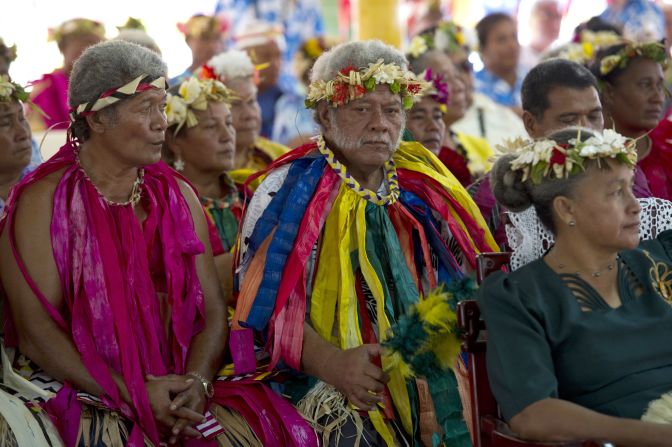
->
xmin=481 ymin=126 xmax=672 ymax=445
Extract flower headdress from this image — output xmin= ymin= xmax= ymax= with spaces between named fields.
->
xmin=295 ymin=37 xmax=336 ymax=82
xmin=546 ymin=30 xmax=623 ymax=66
xmin=117 ymin=17 xmax=147 ymax=32
xmin=48 ymin=18 xmax=105 ymax=44
xmin=502 ymin=129 xmax=637 ymax=184
xmin=420 ymin=68 xmax=450 ymax=112
xmin=0 ymin=38 xmax=17 ymax=63
xmin=305 ymin=59 xmax=430 ymax=109
xmin=69 ymin=74 xmax=166 ymax=123
xmin=599 ymin=41 xmax=667 ymax=76
xmin=407 ymin=21 xmax=469 ymax=59
xmin=177 ymin=14 xmax=228 ymax=38
xmin=203 ymin=49 xmax=267 ymax=86
xmin=0 ymin=75 xmax=28 ymax=103
xmin=166 ymin=75 xmax=234 ymax=135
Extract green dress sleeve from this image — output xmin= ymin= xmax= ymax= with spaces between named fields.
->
xmin=478 ymin=268 xmax=559 ymax=421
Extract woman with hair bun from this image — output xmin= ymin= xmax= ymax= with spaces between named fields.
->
xmin=481 ymin=126 xmax=672 ymax=444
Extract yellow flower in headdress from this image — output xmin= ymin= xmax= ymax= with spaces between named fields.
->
xmin=408 ymin=36 xmax=429 ymax=58
xmin=455 ymin=31 xmax=466 ymax=46
xmin=168 ymin=77 xmax=235 ymax=134
xmin=304 ymin=38 xmax=323 ymax=59
xmin=582 ymin=42 xmax=594 ymax=59
xmin=600 ymin=54 xmax=621 ymax=75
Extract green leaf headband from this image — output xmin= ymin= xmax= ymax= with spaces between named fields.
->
xmin=0 ymin=75 xmax=28 ymax=103
xmin=166 ymin=77 xmax=235 ymax=135
xmin=304 ymin=59 xmax=430 ymax=110
xmin=502 ymin=129 xmax=638 ymax=184
xmin=599 ymin=41 xmax=668 ymax=76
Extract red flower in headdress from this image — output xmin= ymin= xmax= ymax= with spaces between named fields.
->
xmin=332 ymin=82 xmax=349 ymax=105
xmin=407 ymin=83 xmax=422 ymax=94
xmin=549 ymin=147 xmax=567 ymax=167
xmin=200 ymin=64 xmax=217 ymax=80
xmin=339 ymin=65 xmax=357 ymax=76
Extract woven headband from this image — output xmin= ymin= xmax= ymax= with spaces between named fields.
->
xmin=70 ymin=74 xmax=167 ymax=121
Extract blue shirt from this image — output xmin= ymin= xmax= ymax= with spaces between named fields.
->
xmin=257 ymin=84 xmax=284 ymax=138
xmin=215 ymin=0 xmax=324 ymax=92
xmin=600 ymin=0 xmax=665 ymax=41
xmin=474 ymin=67 xmax=523 ymax=108
xmin=271 ymin=89 xmax=316 ymax=146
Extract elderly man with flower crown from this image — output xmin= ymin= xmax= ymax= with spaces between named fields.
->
xmin=232 ymin=39 xmax=498 ymax=446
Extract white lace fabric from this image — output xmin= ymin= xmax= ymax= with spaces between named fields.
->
xmin=506 ymin=198 xmax=672 ymax=270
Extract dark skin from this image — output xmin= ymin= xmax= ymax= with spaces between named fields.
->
xmin=601 ymin=57 xmax=665 ymax=159
xmin=507 ymin=163 xmax=672 ymax=446
xmin=303 ymin=87 xmax=402 ymax=408
xmin=523 ymin=86 xmax=604 ymax=138
xmin=166 ymin=102 xmax=237 ymax=304
xmin=0 ymin=101 xmax=32 ymax=201
xmin=0 ymin=89 xmax=228 ymax=444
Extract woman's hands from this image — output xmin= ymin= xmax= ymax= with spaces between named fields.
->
xmin=145 ymin=374 xmax=207 ymax=444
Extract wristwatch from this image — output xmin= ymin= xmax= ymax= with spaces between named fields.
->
xmin=187 ymin=371 xmax=214 ymax=398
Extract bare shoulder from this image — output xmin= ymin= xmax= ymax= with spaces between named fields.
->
xmin=12 ymin=169 xmax=65 ymax=225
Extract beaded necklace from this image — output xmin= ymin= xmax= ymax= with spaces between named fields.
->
xmin=316 ymin=135 xmax=399 ymax=205
xmin=75 ymin=145 xmax=144 ymax=207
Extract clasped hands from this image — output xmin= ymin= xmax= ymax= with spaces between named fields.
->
xmin=145 ymin=373 xmax=208 ymax=445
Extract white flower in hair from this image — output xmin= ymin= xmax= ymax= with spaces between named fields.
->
xmin=371 ymin=63 xmax=403 ymax=84
xmin=165 ymin=94 xmax=187 ymax=126
xmin=179 ymin=77 xmax=202 ymax=105
xmin=578 ymin=144 xmax=601 ymax=157
xmin=207 ymin=50 xmax=255 ymax=81
xmin=601 ymin=128 xmax=628 ymax=149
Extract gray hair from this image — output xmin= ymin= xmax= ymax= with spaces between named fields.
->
xmin=311 ymin=40 xmax=409 ymax=129
xmin=491 ymin=127 xmax=599 ymax=234
xmin=408 ymin=49 xmax=450 ymax=75
xmin=310 ymin=39 xmax=408 ymax=83
xmin=69 ymin=40 xmax=167 ymax=141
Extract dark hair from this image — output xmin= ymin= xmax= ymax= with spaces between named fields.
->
xmin=573 ymin=16 xmax=623 ymax=40
xmin=522 ymin=58 xmax=599 ymax=118
xmin=491 ymin=127 xmax=600 ymax=233
xmin=476 ymin=13 xmax=514 ymax=50
xmin=589 ymin=43 xmax=633 ymax=84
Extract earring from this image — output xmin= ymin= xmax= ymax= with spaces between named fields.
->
xmin=569 ymin=220 xmax=576 ymax=227
xmin=174 ymin=157 xmax=185 ymax=172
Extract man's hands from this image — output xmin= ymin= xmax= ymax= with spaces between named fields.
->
xmin=323 ymin=344 xmax=390 ymax=411
xmin=145 ymin=374 xmax=207 ymax=444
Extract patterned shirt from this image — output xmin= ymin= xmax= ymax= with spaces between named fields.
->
xmin=474 ymin=67 xmax=524 ymax=108
xmin=215 ymin=0 xmax=324 ymax=92
xmin=600 ymin=0 xmax=665 ymax=42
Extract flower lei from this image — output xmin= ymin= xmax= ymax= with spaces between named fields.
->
xmin=503 ymin=129 xmax=638 ymax=184
xmin=316 ymin=135 xmax=400 ymax=205
xmin=166 ymin=75 xmax=235 ymax=135
xmin=420 ymin=68 xmax=450 ymax=112
xmin=599 ymin=41 xmax=668 ymax=76
xmin=305 ymin=59 xmax=429 ymax=110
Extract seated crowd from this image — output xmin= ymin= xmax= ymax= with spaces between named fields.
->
xmin=2 ymin=3 xmax=672 ymax=446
